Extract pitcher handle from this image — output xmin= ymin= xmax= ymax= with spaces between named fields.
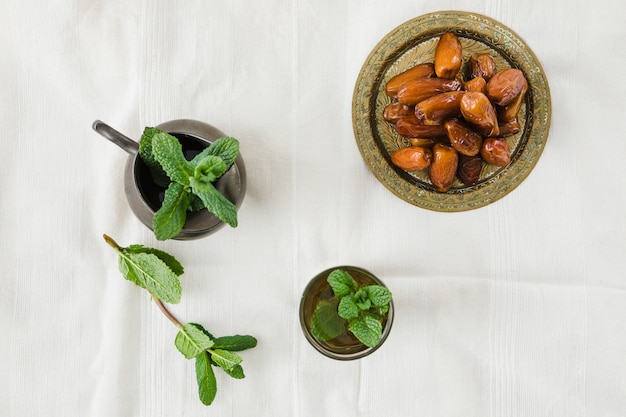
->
xmin=92 ymin=120 xmax=139 ymax=154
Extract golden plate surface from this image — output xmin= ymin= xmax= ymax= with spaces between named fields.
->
xmin=352 ymin=11 xmax=551 ymax=211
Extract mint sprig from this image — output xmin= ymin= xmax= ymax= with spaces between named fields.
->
xmin=139 ymin=128 xmax=240 ymax=240
xmin=177 ymin=326 xmax=255 ymax=405
xmin=313 ymin=268 xmax=392 ymax=348
xmin=104 ymin=234 xmax=257 ymax=406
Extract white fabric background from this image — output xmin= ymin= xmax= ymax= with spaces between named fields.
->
xmin=1 ymin=0 xmax=625 ymax=416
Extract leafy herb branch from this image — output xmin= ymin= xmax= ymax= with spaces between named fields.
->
xmin=139 ymin=128 xmax=240 ymax=240
xmin=104 ymin=234 xmax=256 ymax=406
xmin=311 ymin=269 xmax=392 ymax=348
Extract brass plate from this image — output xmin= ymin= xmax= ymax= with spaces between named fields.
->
xmin=352 ymin=11 xmax=551 ymax=211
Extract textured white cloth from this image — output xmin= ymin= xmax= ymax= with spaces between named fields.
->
xmin=1 ymin=0 xmax=625 ymax=416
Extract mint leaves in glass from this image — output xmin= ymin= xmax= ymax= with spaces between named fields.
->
xmin=104 ymin=234 xmax=257 ymax=406
xmin=139 ymin=127 xmax=240 ymax=240
xmin=300 ymin=266 xmax=393 ymax=360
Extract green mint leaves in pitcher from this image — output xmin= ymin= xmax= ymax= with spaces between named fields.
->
xmin=139 ymin=128 xmax=240 ymax=240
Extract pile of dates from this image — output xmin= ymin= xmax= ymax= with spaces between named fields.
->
xmin=383 ymin=32 xmax=528 ymax=192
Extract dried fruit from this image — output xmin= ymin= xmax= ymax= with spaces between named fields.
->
xmin=383 ymin=102 xmax=414 ymax=123
xmin=385 ymin=63 xmax=436 ymax=97
xmin=457 ymin=154 xmax=483 ymax=186
xmin=497 ymin=83 xmax=528 ymax=123
xmin=395 ymin=115 xmax=447 ymax=138
xmin=464 ymin=76 xmax=487 ymax=94
xmin=429 ymin=144 xmax=458 ymax=192
xmin=415 ymin=91 xmax=465 ymax=125
xmin=498 ymin=119 xmax=521 ymax=138
xmin=467 ymin=54 xmax=496 ymax=81
xmin=396 ymin=78 xmax=462 ymax=105
xmin=486 ymin=68 xmax=528 ymax=106
xmin=390 ymin=146 xmax=433 ymax=171
xmin=460 ymin=92 xmax=499 ymax=137
xmin=408 ymin=138 xmax=437 ymax=148
xmin=481 ymin=138 xmax=511 ymax=166
xmin=434 ymin=33 xmax=463 ymax=79
xmin=380 ymin=34 xmax=532 ymax=193
xmin=444 ymin=118 xmax=483 ymax=156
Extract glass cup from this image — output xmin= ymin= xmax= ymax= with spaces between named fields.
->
xmin=299 ymin=265 xmax=394 ymax=360
xmin=92 ymin=119 xmax=246 ymax=240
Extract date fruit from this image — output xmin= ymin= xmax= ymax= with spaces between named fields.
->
xmin=429 ymin=144 xmax=458 ymax=192
xmin=396 ymin=78 xmax=462 ymax=105
xmin=486 ymin=68 xmax=528 ymax=106
xmin=383 ymin=102 xmax=415 ymax=123
xmin=415 ymin=91 xmax=465 ymax=125
xmin=434 ymin=33 xmax=463 ymax=79
xmin=385 ymin=63 xmax=436 ymax=97
xmin=390 ymin=146 xmax=433 ymax=171
xmin=467 ymin=54 xmax=496 ymax=81
xmin=395 ymin=115 xmax=447 ymax=138
xmin=498 ymin=118 xmax=521 ymax=138
xmin=460 ymin=92 xmax=500 ymax=137
xmin=497 ymin=83 xmax=528 ymax=123
xmin=444 ymin=118 xmax=483 ymax=156
xmin=457 ymin=154 xmax=483 ymax=186
xmin=480 ymin=138 xmax=511 ymax=166
xmin=464 ymin=76 xmax=487 ymax=94
xmin=409 ymin=138 xmax=437 ymax=148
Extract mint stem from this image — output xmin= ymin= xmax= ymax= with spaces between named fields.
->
xmin=153 ymin=296 xmax=183 ymax=328
xmin=103 ymin=234 xmax=122 ymax=252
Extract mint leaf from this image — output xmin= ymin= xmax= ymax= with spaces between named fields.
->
xmin=338 ymin=295 xmax=359 ymax=319
xmin=195 ymin=351 xmax=217 ymax=405
xmin=139 ymin=127 xmax=170 ymax=187
xmin=118 ymin=250 xmax=182 ymax=304
xmin=139 ymin=127 xmax=161 ymax=165
xmin=192 ymin=183 xmax=238 ymax=227
xmin=194 ymin=155 xmax=228 ymax=181
xmin=175 ymin=323 xmax=215 ymax=359
xmin=126 ymin=244 xmax=184 ymax=276
xmin=224 ymin=364 xmax=245 ymax=379
xmin=365 ymin=285 xmax=392 ymax=307
xmin=191 ymin=137 xmax=239 ymax=169
xmin=198 ymin=327 xmax=215 ymax=341
xmin=310 ymin=300 xmax=345 ymax=341
xmin=191 ymin=155 xmax=227 ymax=189
xmin=354 ymin=288 xmax=372 ymax=311
xmin=349 ymin=313 xmax=383 ymax=348
xmin=152 ymin=132 xmax=194 ymax=185
xmin=378 ymin=304 xmax=390 ymax=316
xmin=327 ymin=269 xmax=357 ymax=297
xmin=153 ymin=182 xmax=190 ymax=241
xmin=209 ymin=349 xmax=242 ymax=372
xmin=212 ymin=335 xmax=257 ymax=352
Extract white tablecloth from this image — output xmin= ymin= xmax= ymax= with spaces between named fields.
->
xmin=2 ymin=0 xmax=625 ymax=416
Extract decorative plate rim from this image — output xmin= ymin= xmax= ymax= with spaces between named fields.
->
xmin=352 ymin=10 xmax=551 ymax=212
